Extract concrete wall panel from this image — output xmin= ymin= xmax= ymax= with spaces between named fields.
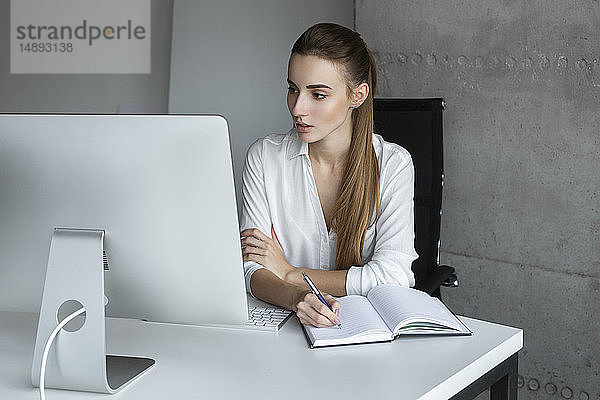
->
xmin=442 ymin=252 xmax=600 ymax=399
xmin=356 ymin=0 xmax=600 ymax=397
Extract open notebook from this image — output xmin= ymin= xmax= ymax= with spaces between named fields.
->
xmin=302 ymin=284 xmax=472 ymax=348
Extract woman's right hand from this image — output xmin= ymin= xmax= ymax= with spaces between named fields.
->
xmin=293 ymin=290 xmax=341 ymax=328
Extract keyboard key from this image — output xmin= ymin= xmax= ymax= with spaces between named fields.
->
xmin=244 ymin=304 xmax=292 ymax=331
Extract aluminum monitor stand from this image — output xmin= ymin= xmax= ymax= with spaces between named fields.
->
xmin=31 ymin=228 xmax=155 ymax=394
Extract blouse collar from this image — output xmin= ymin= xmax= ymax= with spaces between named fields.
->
xmin=287 ymin=128 xmax=308 ymax=159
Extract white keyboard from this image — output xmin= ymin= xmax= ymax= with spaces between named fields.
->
xmin=187 ymin=296 xmax=293 ymax=332
xmin=245 ymin=304 xmax=292 ymax=331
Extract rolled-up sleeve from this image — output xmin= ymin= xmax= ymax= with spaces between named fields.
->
xmin=345 ymin=152 xmax=418 ymax=296
xmin=239 ymin=139 xmax=272 ymax=296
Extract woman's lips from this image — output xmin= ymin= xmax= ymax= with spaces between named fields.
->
xmin=296 ymin=122 xmax=313 ymax=133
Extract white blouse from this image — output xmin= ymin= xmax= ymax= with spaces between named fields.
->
xmin=240 ymin=128 xmax=419 ymax=297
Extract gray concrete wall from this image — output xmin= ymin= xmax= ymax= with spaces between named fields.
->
xmin=356 ymin=1 xmax=600 ymax=398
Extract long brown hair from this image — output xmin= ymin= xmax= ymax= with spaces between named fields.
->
xmin=291 ymin=23 xmax=380 ymax=270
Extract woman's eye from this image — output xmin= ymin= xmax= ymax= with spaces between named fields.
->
xmin=287 ymin=86 xmax=298 ymax=94
xmin=313 ymin=93 xmax=326 ymax=100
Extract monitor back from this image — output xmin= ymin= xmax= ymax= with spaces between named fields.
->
xmin=0 ymin=114 xmax=248 ymax=325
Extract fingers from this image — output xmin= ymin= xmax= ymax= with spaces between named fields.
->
xmin=241 ymin=235 xmax=263 ymax=248
xmin=242 ymin=246 xmax=267 ymax=257
xmin=241 ymin=231 xmax=271 ymax=262
xmin=296 ymin=308 xmax=332 ymax=328
xmin=297 ymin=312 xmax=331 ymax=327
xmin=323 ymin=294 xmax=341 ymax=316
xmin=241 ymin=229 xmax=268 ymax=263
xmin=296 ymin=293 xmax=341 ymax=328
xmin=312 ymin=295 xmax=340 ymax=324
xmin=241 ymin=227 xmax=284 ymax=256
xmin=240 ymin=228 xmax=269 ymax=241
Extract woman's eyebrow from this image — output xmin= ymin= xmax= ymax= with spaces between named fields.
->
xmin=287 ymin=79 xmax=332 ymax=90
xmin=306 ymin=83 xmax=332 ymax=90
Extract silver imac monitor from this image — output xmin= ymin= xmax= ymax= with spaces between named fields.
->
xmin=0 ymin=114 xmax=248 ymax=326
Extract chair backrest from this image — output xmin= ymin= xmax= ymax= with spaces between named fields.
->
xmin=373 ymin=98 xmax=444 ymax=294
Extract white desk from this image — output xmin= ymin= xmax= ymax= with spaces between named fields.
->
xmin=0 ymin=311 xmax=522 ymax=400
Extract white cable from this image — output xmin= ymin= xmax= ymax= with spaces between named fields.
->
xmin=39 ymin=306 xmax=86 ymax=400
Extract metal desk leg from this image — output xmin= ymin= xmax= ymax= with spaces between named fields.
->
xmin=450 ymin=352 xmax=519 ymax=400
xmin=490 ymin=353 xmax=518 ymax=400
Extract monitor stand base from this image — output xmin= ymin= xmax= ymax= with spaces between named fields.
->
xmin=31 ymin=228 xmax=155 ymax=394
xmin=106 ymin=355 xmax=156 ymax=391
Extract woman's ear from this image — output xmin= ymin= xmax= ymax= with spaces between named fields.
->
xmin=351 ymin=82 xmax=369 ymax=108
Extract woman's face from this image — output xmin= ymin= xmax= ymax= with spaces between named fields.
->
xmin=287 ymin=53 xmax=354 ymax=144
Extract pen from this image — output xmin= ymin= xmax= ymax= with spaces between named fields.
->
xmin=301 ymin=271 xmax=342 ymax=329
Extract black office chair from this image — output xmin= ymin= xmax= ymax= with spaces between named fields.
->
xmin=373 ymin=98 xmax=458 ymax=300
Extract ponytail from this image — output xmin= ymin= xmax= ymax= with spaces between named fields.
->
xmin=292 ymin=23 xmax=380 ymax=270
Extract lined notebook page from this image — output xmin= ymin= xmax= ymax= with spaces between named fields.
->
xmin=304 ymin=295 xmax=391 ymax=346
xmin=367 ymin=285 xmax=464 ymax=332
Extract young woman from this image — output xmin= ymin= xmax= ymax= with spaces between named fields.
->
xmin=240 ymin=23 xmax=418 ymax=328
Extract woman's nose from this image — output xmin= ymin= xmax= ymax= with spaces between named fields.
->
xmin=291 ymin=94 xmax=308 ymax=116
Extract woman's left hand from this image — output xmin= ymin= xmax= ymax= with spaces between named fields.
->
xmin=241 ymin=226 xmax=295 ymax=281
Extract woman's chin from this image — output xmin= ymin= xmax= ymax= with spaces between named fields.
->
xmin=297 ymin=130 xmax=324 ymax=143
